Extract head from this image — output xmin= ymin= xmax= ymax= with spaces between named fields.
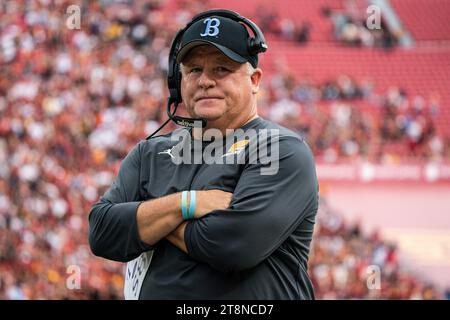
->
xmin=179 ymin=45 xmax=262 ymax=129
xmin=172 ymin=10 xmax=267 ymax=131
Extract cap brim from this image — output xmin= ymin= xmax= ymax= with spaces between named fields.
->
xmin=176 ymin=40 xmax=248 ymax=64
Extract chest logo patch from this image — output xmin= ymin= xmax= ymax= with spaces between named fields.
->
xmin=158 ymin=146 xmax=175 ymax=159
xmin=222 ymin=139 xmax=250 ymax=157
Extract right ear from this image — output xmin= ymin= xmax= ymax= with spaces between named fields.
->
xmin=250 ymin=68 xmax=263 ymax=94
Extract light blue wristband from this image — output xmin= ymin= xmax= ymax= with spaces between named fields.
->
xmin=188 ymin=191 xmax=196 ymax=219
xmin=181 ymin=191 xmax=189 ymax=220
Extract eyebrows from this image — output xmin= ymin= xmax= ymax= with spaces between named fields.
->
xmin=181 ymin=55 xmax=240 ymax=68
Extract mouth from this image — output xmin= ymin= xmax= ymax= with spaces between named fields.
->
xmin=195 ymin=96 xmax=224 ymax=102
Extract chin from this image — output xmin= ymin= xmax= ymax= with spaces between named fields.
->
xmin=185 ymin=99 xmax=227 ymax=119
xmin=193 ymin=107 xmax=225 ymax=121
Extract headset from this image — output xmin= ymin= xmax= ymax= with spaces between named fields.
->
xmin=146 ymin=9 xmax=268 ymax=140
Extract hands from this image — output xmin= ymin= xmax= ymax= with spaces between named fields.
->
xmin=167 ymin=189 xmax=232 ymax=253
xmin=192 ymin=189 xmax=233 ymax=219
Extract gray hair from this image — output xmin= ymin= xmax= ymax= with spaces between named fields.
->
xmin=247 ymin=62 xmax=256 ymax=75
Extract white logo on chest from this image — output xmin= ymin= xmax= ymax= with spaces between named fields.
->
xmin=158 ymin=146 xmax=175 ymax=159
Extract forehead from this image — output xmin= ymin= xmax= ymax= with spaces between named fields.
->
xmin=181 ymin=45 xmax=239 ymax=65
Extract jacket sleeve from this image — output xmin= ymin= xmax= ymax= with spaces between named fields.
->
xmin=185 ymin=136 xmax=318 ymax=273
xmin=88 ymin=142 xmax=152 ymax=262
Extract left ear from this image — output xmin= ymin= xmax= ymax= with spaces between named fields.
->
xmin=250 ymin=68 xmax=263 ymax=94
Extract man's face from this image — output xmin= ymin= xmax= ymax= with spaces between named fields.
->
xmin=180 ymin=45 xmax=259 ymax=123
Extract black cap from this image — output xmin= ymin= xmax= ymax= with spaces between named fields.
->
xmin=176 ymin=16 xmax=258 ymax=68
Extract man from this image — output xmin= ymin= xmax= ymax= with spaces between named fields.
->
xmin=88 ymin=10 xmax=318 ymax=299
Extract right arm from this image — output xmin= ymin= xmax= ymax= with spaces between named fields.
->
xmin=88 ymin=142 xmax=231 ymax=262
xmin=88 ymin=142 xmax=181 ymax=262
xmin=135 ymin=193 xmax=184 ymax=246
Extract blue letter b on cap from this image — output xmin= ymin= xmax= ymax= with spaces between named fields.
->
xmin=200 ymin=18 xmax=220 ymax=37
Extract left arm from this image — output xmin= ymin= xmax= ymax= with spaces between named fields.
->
xmin=166 ymin=222 xmax=188 ymax=253
xmin=176 ymin=136 xmax=318 ymax=272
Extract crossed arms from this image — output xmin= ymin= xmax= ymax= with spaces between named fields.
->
xmin=88 ymin=137 xmax=318 ymax=273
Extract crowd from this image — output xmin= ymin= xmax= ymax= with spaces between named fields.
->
xmin=258 ymin=7 xmax=311 ymax=44
xmin=0 ymin=0 xmax=447 ymax=299
xmin=321 ymin=0 xmax=402 ymax=49
xmin=256 ymin=65 xmax=449 ymax=163
xmin=0 ymin=0 xmax=188 ymax=300
xmin=311 ymin=197 xmax=441 ymax=299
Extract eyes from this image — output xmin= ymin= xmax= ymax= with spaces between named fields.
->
xmin=185 ymin=66 xmax=232 ymax=76
xmin=188 ymin=67 xmax=201 ymax=74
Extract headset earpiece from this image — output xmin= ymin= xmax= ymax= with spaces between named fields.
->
xmin=247 ymin=37 xmax=260 ymax=56
xmin=239 ymin=15 xmax=268 ymax=55
xmin=174 ymin=63 xmax=182 ymax=103
xmin=167 ymin=62 xmax=181 ymax=104
xmin=167 ymin=29 xmax=185 ymax=104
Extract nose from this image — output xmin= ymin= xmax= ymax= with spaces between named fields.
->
xmin=198 ymin=70 xmax=216 ymax=89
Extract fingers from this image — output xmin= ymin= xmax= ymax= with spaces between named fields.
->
xmin=193 ymin=189 xmax=233 ymax=218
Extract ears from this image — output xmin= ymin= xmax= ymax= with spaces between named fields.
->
xmin=250 ymin=68 xmax=263 ymax=94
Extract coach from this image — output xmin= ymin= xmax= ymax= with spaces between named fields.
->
xmin=88 ymin=9 xmax=319 ymax=299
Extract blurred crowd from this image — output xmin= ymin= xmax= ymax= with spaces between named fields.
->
xmin=0 ymin=0 xmax=191 ymax=300
xmin=258 ymin=7 xmax=311 ymax=44
xmin=322 ymin=6 xmax=399 ymax=48
xmin=0 ymin=0 xmax=447 ymax=299
xmin=310 ymin=197 xmax=441 ymax=299
xmin=256 ymin=0 xmax=404 ymax=48
xmin=257 ymin=68 xmax=449 ymax=163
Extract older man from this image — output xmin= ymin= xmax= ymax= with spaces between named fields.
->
xmin=88 ymin=9 xmax=318 ymax=300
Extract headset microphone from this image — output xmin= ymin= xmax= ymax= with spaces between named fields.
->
xmin=166 ymin=99 xmax=207 ymax=129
